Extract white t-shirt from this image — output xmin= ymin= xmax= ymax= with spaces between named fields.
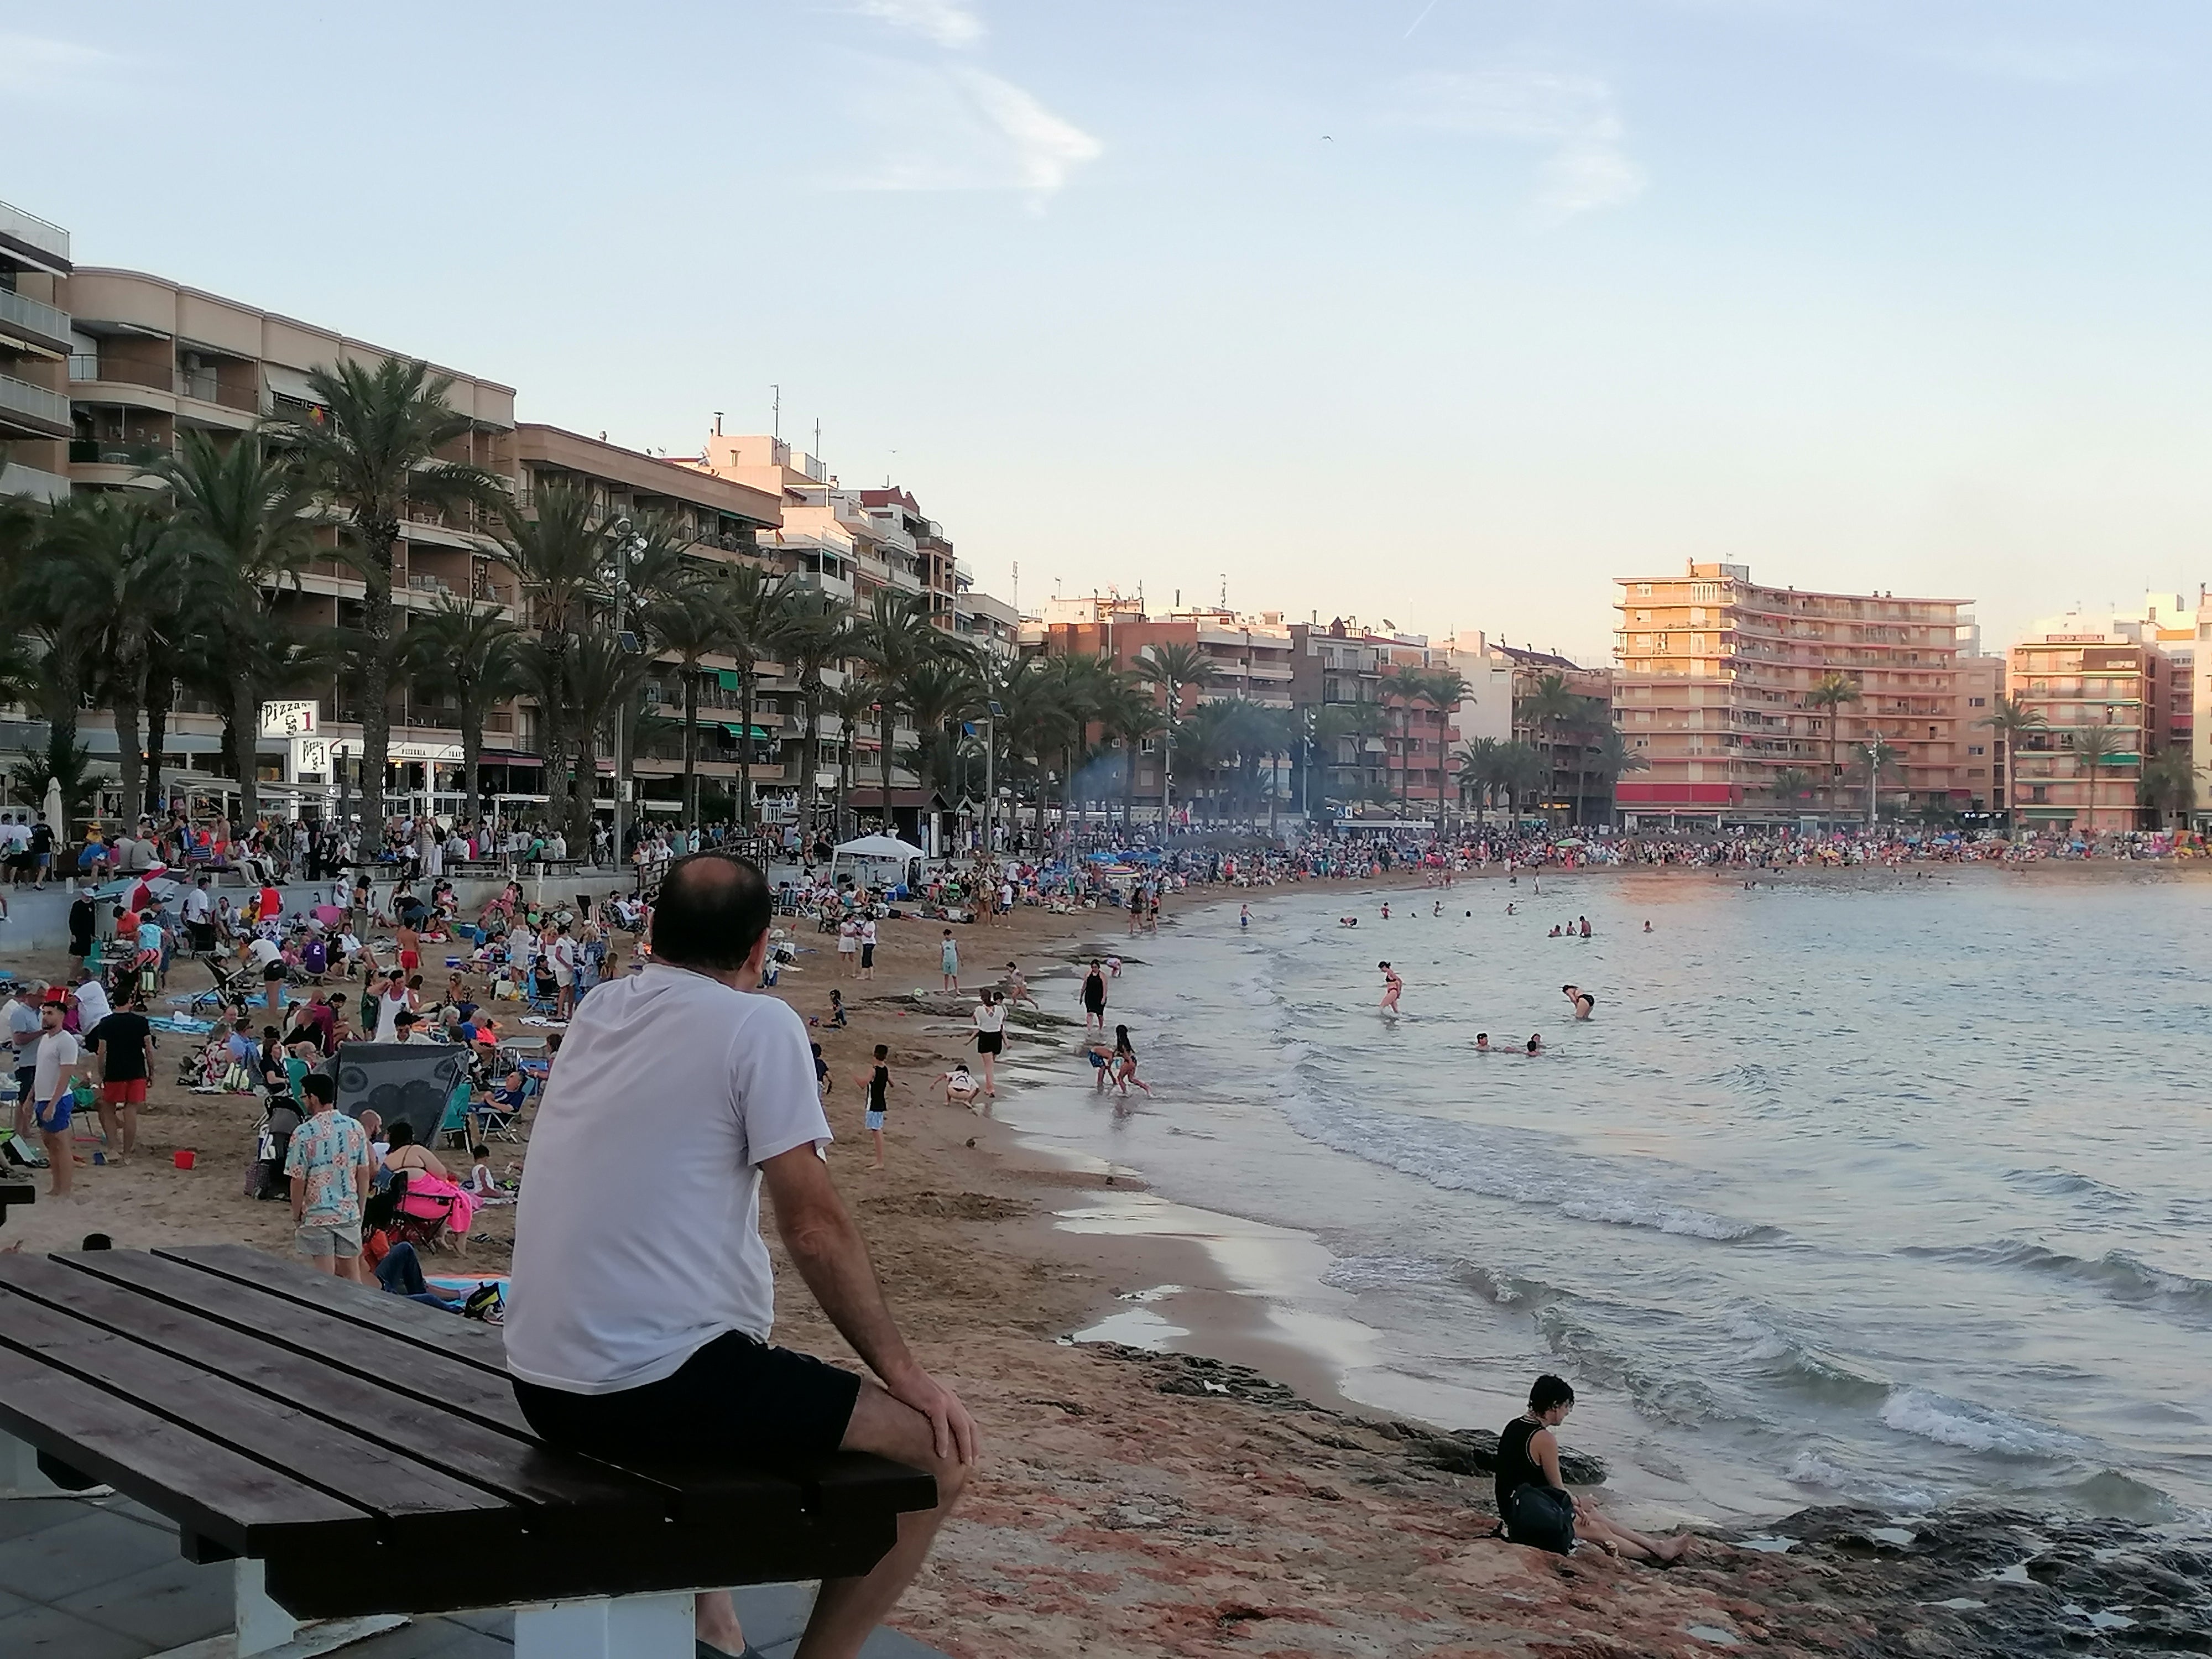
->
xmin=32 ymin=1030 xmax=78 ymax=1102
xmin=504 ymin=962 xmax=830 ymax=1394
xmin=838 ymin=920 xmax=858 ymax=953
xmin=860 ymin=919 xmax=877 ymax=948
xmin=6 ymin=999 xmax=39 ymax=1055
xmin=247 ymin=937 xmax=283 ymax=970
xmin=72 ymin=980 xmax=111 ymax=1030
xmin=973 ymin=1001 xmax=1006 ymax=1035
xmin=182 ymin=888 xmax=213 ymax=924
xmin=373 ymin=987 xmax=410 ymax=1042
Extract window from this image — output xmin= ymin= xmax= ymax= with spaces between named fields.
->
xmin=1968 ymin=744 xmax=1985 ymax=756
xmin=2031 ymin=785 xmax=2048 ymax=803
xmin=1139 ymin=738 xmax=1157 ymax=755
xmin=1968 ymin=696 xmax=1986 ymax=707
xmin=1637 ymin=583 xmax=1652 ymax=597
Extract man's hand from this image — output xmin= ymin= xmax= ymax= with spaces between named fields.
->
xmin=883 ymin=1363 xmax=979 ymax=1466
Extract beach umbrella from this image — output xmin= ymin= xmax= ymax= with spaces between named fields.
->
xmin=42 ymin=775 xmax=62 ymax=837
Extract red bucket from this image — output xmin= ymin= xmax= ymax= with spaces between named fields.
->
xmin=172 ymin=1149 xmax=196 ymax=1170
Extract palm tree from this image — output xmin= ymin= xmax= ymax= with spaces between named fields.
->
xmin=854 ymin=589 xmax=958 ymax=836
xmin=1133 ymin=641 xmax=1218 ymax=821
xmin=160 ymin=431 xmax=319 ymax=825
xmin=1099 ymin=681 xmax=1166 ymax=831
xmin=2139 ymin=749 xmax=2197 ymax=827
xmin=823 ymin=677 xmax=878 ymax=838
xmin=1767 ymin=766 xmax=1815 ymax=813
xmin=1382 ymin=662 xmax=1433 ymax=812
xmin=1514 ymin=672 xmax=1582 ymax=822
xmin=1495 ymin=740 xmax=1549 ymax=825
xmin=1454 ymin=737 xmax=1503 ymax=823
xmin=1805 ymin=671 xmax=1863 ymax=818
xmin=905 ymin=656 xmax=985 ymax=810
xmin=638 ymin=586 xmax=731 ymax=827
xmin=1587 ymin=727 xmax=1648 ymax=821
xmin=564 ymin=632 xmax=653 ymax=837
xmin=400 ymin=597 xmax=524 ymax=826
xmin=268 ymin=358 xmax=507 ymax=829
xmin=55 ymin=491 xmax=183 ymax=823
xmin=1315 ymin=700 xmax=1387 ymax=809
xmin=2067 ymin=722 xmax=2130 ymax=832
xmin=713 ymin=563 xmax=796 ymax=829
xmin=1976 ymin=693 xmax=2046 ymax=832
xmin=1419 ymin=668 xmax=1473 ymax=827
xmin=1859 ymin=734 xmax=1902 ymax=825
xmin=778 ymin=590 xmax=855 ymax=836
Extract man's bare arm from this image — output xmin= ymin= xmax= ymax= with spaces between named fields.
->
xmin=761 ymin=1142 xmax=977 ymax=1463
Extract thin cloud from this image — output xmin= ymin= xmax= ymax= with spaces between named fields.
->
xmin=836 ymin=61 xmax=1100 ymax=201
xmin=1939 ymin=39 xmax=2140 ymax=86
xmin=853 ymin=0 xmax=985 ymax=49
xmin=1395 ymin=67 xmax=1645 ymax=222
xmin=0 ymin=33 xmax=114 ymax=96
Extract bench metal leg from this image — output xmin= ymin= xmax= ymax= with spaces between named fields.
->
xmin=513 ymin=1590 xmax=695 ymax=1658
xmin=0 ymin=1427 xmax=91 ymax=1498
xmin=236 ymin=1560 xmax=299 ymax=1656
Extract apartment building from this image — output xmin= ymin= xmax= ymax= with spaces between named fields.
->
xmin=512 ymin=425 xmax=784 ymax=816
xmin=1613 ymin=561 xmax=1978 ymax=823
xmin=1284 ymin=618 xmax=1449 ymax=812
xmin=0 ymin=197 xmax=73 ymax=502
xmin=2006 ymin=629 xmax=2162 ymax=832
xmin=29 ymin=264 xmax=517 ymax=808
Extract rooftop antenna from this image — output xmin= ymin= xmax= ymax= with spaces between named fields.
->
xmin=1011 ymin=560 xmax=1019 ymax=611
xmin=771 ymin=384 xmax=780 ymax=441
xmin=813 ymin=418 xmax=821 ymax=462
xmin=1220 ymin=572 xmax=1228 ymax=607
xmin=713 ymin=410 xmax=723 ymax=435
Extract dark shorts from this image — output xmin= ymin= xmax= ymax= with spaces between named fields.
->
xmin=512 ymin=1329 xmax=862 ymax=1468
xmin=976 ymin=1030 xmax=1003 ymax=1055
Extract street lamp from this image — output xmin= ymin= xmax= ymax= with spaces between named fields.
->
xmin=982 ymin=700 xmax=1002 ymax=857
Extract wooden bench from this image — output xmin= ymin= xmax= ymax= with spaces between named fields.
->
xmin=0 ymin=1243 xmax=935 ymax=1656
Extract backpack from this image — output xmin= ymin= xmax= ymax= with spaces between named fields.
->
xmin=1506 ymin=1483 xmax=1577 ymax=1556
xmin=462 ymin=1281 xmax=505 ymax=1323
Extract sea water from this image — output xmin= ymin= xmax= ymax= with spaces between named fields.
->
xmin=1003 ymin=868 xmax=2212 ymax=1526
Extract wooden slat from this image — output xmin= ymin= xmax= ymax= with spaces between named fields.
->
xmin=65 ymin=1250 xmax=538 ymax=1436
xmin=800 ymin=1450 xmax=940 ymax=1522
xmin=0 ymin=1282 xmax=518 ymax=1550
xmin=66 ymin=1250 xmax=816 ymax=1531
xmin=0 ymin=1342 xmax=372 ymax=1558
xmin=0 ymin=1253 xmax=667 ymax=1533
xmin=157 ymin=1241 xmax=511 ymax=1370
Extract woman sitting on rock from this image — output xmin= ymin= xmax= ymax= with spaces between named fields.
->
xmin=1496 ymin=1375 xmax=1694 ymax=1563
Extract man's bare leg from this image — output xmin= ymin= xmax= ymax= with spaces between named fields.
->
xmin=1575 ymin=1501 xmax=1691 ymax=1562
xmin=795 ymin=1380 xmax=969 ymax=1659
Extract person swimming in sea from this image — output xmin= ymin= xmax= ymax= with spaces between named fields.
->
xmin=1561 ymin=984 xmax=1594 ymax=1021
xmin=1378 ymin=961 xmax=1402 ymax=1014
xmin=1642 ymin=920 xmax=1653 ymax=933
xmin=1525 ymin=1033 xmax=1543 ymax=1054
xmin=1475 ymin=1032 xmax=1491 ymax=1052
xmin=1495 ymin=1374 xmax=1693 ymax=1562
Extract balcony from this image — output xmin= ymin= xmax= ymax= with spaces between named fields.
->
xmin=0 ymin=372 xmax=71 ymax=439
xmin=0 ymin=460 xmax=68 ymax=502
xmin=0 ymin=287 xmax=70 ymax=356
xmin=0 ymin=201 xmax=70 ymax=274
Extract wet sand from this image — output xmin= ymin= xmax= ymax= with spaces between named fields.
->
xmin=5 ymin=865 xmax=2203 ymax=1656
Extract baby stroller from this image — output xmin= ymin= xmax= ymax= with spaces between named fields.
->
xmin=186 ymin=953 xmax=254 ymax=1016
xmin=244 ymin=1099 xmax=303 ymax=1201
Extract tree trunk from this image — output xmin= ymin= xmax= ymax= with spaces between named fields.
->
xmin=878 ymin=696 xmax=896 ymax=838
xmin=800 ymin=681 xmax=823 ymax=837
xmin=681 ymin=662 xmax=700 ymax=826
xmin=737 ymin=662 xmax=757 ymax=831
xmin=539 ymin=637 xmax=572 ymax=841
xmin=231 ymin=675 xmax=261 ymax=828
xmin=357 ymin=515 xmax=400 ymax=832
xmin=573 ymin=731 xmax=597 ymax=853
xmin=143 ymin=666 xmax=173 ymax=818
xmin=112 ymin=665 xmax=144 ymax=832
xmin=460 ymin=690 xmax=484 ymax=826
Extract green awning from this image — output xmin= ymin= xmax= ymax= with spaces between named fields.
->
xmin=716 ymin=670 xmax=742 ymax=691
xmin=719 ymin=722 xmax=774 ymax=742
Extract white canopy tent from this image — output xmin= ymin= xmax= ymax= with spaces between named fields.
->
xmin=830 ymin=833 xmax=927 ymax=888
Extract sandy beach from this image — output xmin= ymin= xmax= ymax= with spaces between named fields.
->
xmin=6 ymin=867 xmax=2206 ymax=1657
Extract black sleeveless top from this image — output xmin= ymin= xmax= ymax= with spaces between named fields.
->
xmin=1495 ymin=1417 xmax=1548 ymax=1515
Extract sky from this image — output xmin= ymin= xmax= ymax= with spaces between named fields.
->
xmin=8 ymin=0 xmax=2212 ymax=662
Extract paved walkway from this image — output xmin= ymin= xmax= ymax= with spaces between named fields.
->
xmin=0 ymin=1491 xmax=946 ymax=1657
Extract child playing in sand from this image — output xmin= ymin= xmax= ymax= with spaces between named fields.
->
xmin=938 ymin=1062 xmax=982 ymax=1107
xmin=1084 ymin=1030 xmax=1114 ymax=1093
xmin=464 ymin=1144 xmax=513 ymax=1206
xmin=854 ymin=1043 xmax=895 ymax=1168
xmin=940 ymin=930 xmax=960 ymax=993
xmin=828 ymin=988 xmax=847 ymax=1029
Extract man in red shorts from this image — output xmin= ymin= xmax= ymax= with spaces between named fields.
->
xmin=85 ymin=989 xmax=155 ymax=1162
